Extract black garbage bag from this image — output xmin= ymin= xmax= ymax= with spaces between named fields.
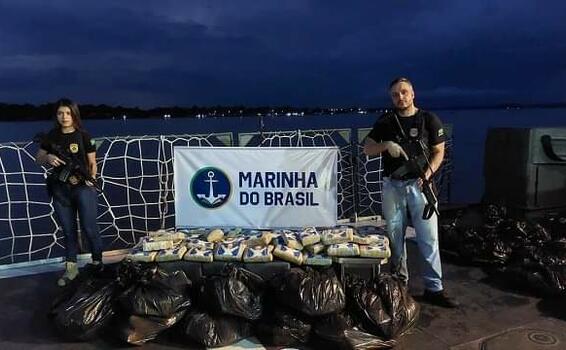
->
xmin=496 ymin=219 xmax=551 ymax=254
xmin=52 ymin=278 xmax=120 ymax=340
xmin=345 ymin=274 xmax=419 ymax=339
xmin=271 ymin=267 xmax=346 ymax=316
xmin=116 ymin=310 xmax=186 ymax=346
xmin=541 ymin=265 xmax=566 ymax=294
xmin=255 ymin=306 xmax=312 ymax=346
xmin=344 ymin=329 xmax=398 ymax=350
xmin=499 ymin=265 xmax=556 ymax=297
xmin=375 ymin=274 xmax=419 ymax=339
xmin=483 ymin=204 xmax=507 ymax=227
xmin=501 ymin=237 xmax=566 ymax=296
xmin=345 ymin=276 xmax=391 ymax=338
xmin=199 ymin=265 xmax=264 ymax=320
xmin=312 ymin=313 xmax=396 ymax=350
xmin=540 ymin=239 xmax=566 ymax=266
xmin=183 ymin=310 xmax=252 ymax=348
xmin=116 ymin=259 xmax=160 ymax=287
xmin=119 ymin=265 xmax=192 ymax=318
xmin=538 ymin=215 xmax=566 ymax=240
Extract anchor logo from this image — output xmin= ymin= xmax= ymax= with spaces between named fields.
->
xmin=190 ymin=167 xmax=231 ymax=209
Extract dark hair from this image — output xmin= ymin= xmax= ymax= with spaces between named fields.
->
xmin=54 ymin=98 xmax=83 ymax=130
xmin=389 ymin=77 xmax=413 ymax=89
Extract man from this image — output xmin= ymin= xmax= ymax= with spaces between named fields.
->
xmin=363 ymin=77 xmax=459 ymax=308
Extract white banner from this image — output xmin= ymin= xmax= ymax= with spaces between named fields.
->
xmin=174 ymin=147 xmax=338 ymax=228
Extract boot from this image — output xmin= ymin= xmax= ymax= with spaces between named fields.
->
xmin=57 ymin=261 xmax=79 ymax=287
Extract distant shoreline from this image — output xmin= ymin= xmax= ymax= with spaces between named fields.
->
xmin=1 ymin=102 xmax=565 ymax=121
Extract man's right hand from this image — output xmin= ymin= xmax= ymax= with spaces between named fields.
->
xmin=385 ymin=141 xmax=408 ymax=159
xmin=46 ymin=154 xmax=66 ymax=167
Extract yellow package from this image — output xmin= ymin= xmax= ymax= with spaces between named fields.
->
xmin=353 ymin=234 xmax=389 ymax=246
xmin=214 ymin=242 xmax=245 ymax=262
xmin=321 ymin=227 xmax=354 ymax=245
xmin=243 ymin=245 xmax=274 ymax=263
xmin=183 ymin=246 xmax=214 ymax=262
xmin=273 ymin=245 xmax=303 ymax=265
xmin=155 ymin=245 xmax=188 ymax=262
xmin=359 ymin=244 xmax=391 ymax=259
xmin=127 ymin=250 xmax=157 ymax=262
xmin=207 ymin=228 xmax=225 ymax=242
xmin=300 ymin=227 xmax=321 ymax=246
xmin=327 ymin=243 xmax=360 ymax=257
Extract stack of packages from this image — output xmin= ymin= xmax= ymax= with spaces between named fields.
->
xmin=126 ymin=225 xmax=391 ymax=266
xmin=272 ymin=225 xmax=391 ymax=266
xmin=127 ymin=229 xmax=188 ymax=263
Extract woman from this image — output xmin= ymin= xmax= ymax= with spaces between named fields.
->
xmin=35 ymin=98 xmax=103 ymax=286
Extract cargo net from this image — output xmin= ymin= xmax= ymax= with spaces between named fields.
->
xmin=0 ymin=133 xmax=231 ymax=265
xmin=356 ymin=130 xmax=453 ymax=218
xmin=238 ymin=129 xmax=355 ymax=220
xmin=0 ymin=129 xmax=451 ymax=265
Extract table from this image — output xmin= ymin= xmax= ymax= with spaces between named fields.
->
xmin=332 ymin=257 xmax=388 ymax=281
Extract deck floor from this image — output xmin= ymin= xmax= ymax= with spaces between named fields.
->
xmin=1 ymin=242 xmax=565 ymax=350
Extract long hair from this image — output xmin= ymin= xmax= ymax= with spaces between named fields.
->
xmin=53 ymin=98 xmax=83 ymax=130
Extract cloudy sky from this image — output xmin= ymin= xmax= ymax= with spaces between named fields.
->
xmin=0 ymin=0 xmax=565 ymax=108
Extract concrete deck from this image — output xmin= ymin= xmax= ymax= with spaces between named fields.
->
xmin=1 ymin=242 xmax=565 ymax=350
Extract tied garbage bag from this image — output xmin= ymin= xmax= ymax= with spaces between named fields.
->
xmin=117 ymin=310 xmax=186 ymax=345
xmin=376 ymin=274 xmax=419 ymax=339
xmin=51 ymin=278 xmax=119 ymax=340
xmin=116 ymin=259 xmax=159 ymax=287
xmin=312 ymin=313 xmax=396 ymax=350
xmin=538 ymin=215 xmax=566 ymax=240
xmin=199 ymin=265 xmax=264 ymax=320
xmin=255 ymin=307 xmax=312 ymax=346
xmin=503 ymin=239 xmax=566 ymax=296
xmin=119 ymin=263 xmax=192 ymax=317
xmin=346 ymin=274 xmax=419 ymax=339
xmin=271 ymin=267 xmax=346 ymax=316
xmin=183 ymin=310 xmax=252 ymax=348
xmin=540 ymin=239 xmax=566 ymax=266
xmin=346 ymin=275 xmax=391 ymax=338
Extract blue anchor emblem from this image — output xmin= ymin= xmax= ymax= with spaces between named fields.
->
xmin=196 ymin=170 xmax=227 ymax=205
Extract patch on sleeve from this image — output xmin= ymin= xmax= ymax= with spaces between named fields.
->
xmin=438 ymin=128 xmax=444 ymax=137
xmin=90 ymin=139 xmax=96 ymax=146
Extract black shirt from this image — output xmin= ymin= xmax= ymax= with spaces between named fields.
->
xmin=367 ymin=110 xmax=445 ymax=177
xmin=40 ymin=128 xmax=96 ymax=179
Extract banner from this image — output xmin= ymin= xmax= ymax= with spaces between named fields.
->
xmin=174 ymin=147 xmax=338 ymax=228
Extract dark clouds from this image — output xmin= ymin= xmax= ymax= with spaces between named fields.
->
xmin=0 ymin=0 xmax=564 ymax=107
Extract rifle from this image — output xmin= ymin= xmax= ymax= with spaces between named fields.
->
xmin=390 ymin=113 xmax=439 ymax=220
xmin=34 ymin=133 xmax=102 ymax=193
xmin=400 ymin=141 xmax=439 ymax=220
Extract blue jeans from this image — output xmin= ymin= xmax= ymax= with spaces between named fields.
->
xmin=52 ymin=184 xmax=103 ymax=263
xmin=382 ymin=177 xmax=443 ymax=292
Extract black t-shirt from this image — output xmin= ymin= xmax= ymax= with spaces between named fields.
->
xmin=40 ymin=128 xmax=96 ymax=178
xmin=366 ymin=110 xmax=445 ymax=177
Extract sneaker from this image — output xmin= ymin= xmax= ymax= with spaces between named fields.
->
xmin=421 ymin=289 xmax=460 ymax=308
xmin=57 ymin=262 xmax=79 ymax=287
